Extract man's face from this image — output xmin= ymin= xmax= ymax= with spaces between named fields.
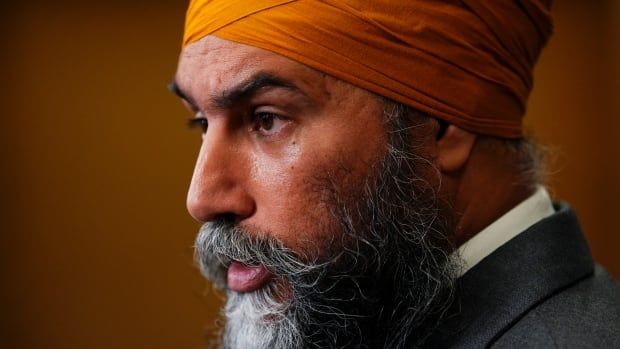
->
xmin=177 ymin=35 xmax=388 ymax=253
xmin=175 ymin=35 xmax=456 ymax=349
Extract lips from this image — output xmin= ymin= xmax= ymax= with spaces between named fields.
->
xmin=227 ymin=261 xmax=273 ymax=293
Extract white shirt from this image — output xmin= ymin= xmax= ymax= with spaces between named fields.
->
xmin=456 ymin=187 xmax=555 ymax=277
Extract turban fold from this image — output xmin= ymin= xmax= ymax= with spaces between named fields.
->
xmin=183 ymin=0 xmax=553 ymax=139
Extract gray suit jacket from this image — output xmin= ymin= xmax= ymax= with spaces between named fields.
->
xmin=426 ymin=203 xmax=620 ymax=348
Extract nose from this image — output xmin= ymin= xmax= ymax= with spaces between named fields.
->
xmin=186 ymin=127 xmax=255 ymax=223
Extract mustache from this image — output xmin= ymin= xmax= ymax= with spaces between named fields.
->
xmin=194 ymin=219 xmax=329 ymax=290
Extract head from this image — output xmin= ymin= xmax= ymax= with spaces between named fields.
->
xmin=176 ymin=36 xmax=457 ymax=348
xmin=173 ymin=1 xmax=552 ymax=348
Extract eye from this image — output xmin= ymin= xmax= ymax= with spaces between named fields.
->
xmin=188 ymin=115 xmax=208 ymax=134
xmin=251 ymin=111 xmax=287 ymax=136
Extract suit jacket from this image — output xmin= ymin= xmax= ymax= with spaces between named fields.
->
xmin=426 ymin=203 xmax=620 ymax=348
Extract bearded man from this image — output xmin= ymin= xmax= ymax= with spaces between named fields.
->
xmin=171 ymin=1 xmax=620 ymax=348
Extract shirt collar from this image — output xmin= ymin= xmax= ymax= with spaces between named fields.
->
xmin=455 ymin=186 xmax=555 ymax=277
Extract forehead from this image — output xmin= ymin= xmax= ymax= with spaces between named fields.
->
xmin=175 ymin=35 xmax=332 ymax=103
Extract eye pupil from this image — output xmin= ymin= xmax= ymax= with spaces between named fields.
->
xmin=259 ymin=113 xmax=274 ymax=130
xmin=199 ymin=118 xmax=208 ymax=133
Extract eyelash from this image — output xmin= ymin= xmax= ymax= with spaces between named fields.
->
xmin=187 ymin=111 xmax=287 ymax=136
xmin=187 ymin=117 xmax=208 ymax=133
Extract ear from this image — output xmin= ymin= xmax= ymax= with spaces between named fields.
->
xmin=436 ymin=125 xmax=477 ymax=172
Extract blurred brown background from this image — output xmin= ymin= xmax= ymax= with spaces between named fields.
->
xmin=1 ymin=1 xmax=618 ymax=348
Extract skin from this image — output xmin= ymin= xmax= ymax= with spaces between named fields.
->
xmin=175 ymin=35 xmax=534 ymax=255
xmin=176 ymin=35 xmax=388 ymax=252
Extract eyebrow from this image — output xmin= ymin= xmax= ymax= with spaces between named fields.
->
xmin=168 ymin=72 xmax=303 ymax=110
xmin=168 ymin=80 xmax=200 ymax=111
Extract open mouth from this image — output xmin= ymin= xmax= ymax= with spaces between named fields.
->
xmin=227 ymin=261 xmax=274 ymax=293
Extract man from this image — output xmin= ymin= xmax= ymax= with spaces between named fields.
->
xmin=172 ymin=1 xmax=620 ymax=348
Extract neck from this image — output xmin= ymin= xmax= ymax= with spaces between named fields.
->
xmin=445 ymin=138 xmax=537 ymax=246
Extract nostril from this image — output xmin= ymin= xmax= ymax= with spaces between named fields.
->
xmin=213 ymin=213 xmax=238 ymax=225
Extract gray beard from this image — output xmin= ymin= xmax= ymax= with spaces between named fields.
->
xmin=195 ymin=109 xmax=459 ymax=349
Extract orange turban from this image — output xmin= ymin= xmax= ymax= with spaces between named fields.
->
xmin=183 ymin=0 xmax=553 ymax=139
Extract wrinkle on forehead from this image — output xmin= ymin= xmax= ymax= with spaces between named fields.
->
xmin=176 ymin=35 xmax=354 ymax=110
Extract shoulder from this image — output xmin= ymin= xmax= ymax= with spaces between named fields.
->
xmin=494 ymin=265 xmax=620 ymax=348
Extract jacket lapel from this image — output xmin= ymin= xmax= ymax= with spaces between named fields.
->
xmin=427 ymin=203 xmax=594 ymax=348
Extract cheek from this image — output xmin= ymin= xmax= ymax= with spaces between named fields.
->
xmin=246 ymin=126 xmax=386 ymax=251
xmin=246 ymin=140 xmax=337 ymax=250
